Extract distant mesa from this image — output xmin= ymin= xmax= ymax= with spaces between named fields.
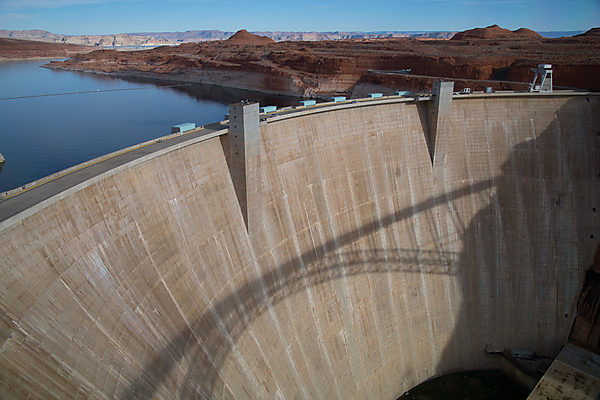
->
xmin=575 ymin=27 xmax=600 ymax=37
xmin=0 ymin=29 xmax=171 ymax=48
xmin=0 ymin=37 xmax=93 ymax=60
xmin=451 ymin=24 xmax=543 ymax=40
xmin=226 ymin=29 xmax=275 ymax=45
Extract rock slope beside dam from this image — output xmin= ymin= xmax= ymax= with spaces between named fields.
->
xmin=0 ymin=92 xmax=598 ymax=399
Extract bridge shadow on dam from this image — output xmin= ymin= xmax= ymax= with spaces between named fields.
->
xmin=121 ymin=97 xmax=598 ymax=399
xmin=121 ymin=178 xmax=490 ymax=399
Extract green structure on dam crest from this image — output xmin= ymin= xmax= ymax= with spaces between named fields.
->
xmin=0 ymin=88 xmax=599 ymax=399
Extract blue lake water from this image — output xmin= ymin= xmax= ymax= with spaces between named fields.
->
xmin=0 ymin=59 xmax=298 ymax=192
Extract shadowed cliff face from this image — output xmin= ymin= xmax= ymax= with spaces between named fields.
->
xmin=120 ymin=97 xmax=599 ymax=399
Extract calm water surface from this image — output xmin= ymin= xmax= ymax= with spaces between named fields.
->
xmin=0 ymin=59 xmax=297 ymax=192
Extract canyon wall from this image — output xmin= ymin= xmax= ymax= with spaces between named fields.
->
xmin=0 ymin=93 xmax=598 ymax=399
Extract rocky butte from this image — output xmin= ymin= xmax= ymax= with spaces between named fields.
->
xmin=43 ymin=26 xmax=600 ymax=96
xmin=0 ymin=25 xmax=599 ymax=400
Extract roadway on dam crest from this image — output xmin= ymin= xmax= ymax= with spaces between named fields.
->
xmin=0 ymin=122 xmax=228 ymax=225
xmin=0 ymin=95 xmax=415 ymax=225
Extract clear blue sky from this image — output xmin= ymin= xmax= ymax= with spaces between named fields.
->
xmin=0 ymin=0 xmax=597 ymax=35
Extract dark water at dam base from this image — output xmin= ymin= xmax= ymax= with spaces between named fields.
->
xmin=397 ymin=369 xmax=530 ymax=400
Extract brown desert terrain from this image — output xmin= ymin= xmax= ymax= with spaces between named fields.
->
xmin=0 ymin=37 xmax=93 ymax=60
xmin=41 ymin=26 xmax=600 ymax=97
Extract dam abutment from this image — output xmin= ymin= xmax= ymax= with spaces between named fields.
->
xmin=0 ymin=92 xmax=598 ymax=399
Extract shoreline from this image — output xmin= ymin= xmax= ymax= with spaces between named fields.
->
xmin=0 ymin=56 xmax=71 ymax=62
xmin=41 ymin=64 xmax=334 ymax=99
xmin=41 ymin=63 xmax=546 ymax=100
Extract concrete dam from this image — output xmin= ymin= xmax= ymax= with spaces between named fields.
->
xmin=0 ymin=89 xmax=599 ymax=399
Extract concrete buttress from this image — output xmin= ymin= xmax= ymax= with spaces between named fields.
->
xmin=228 ymin=102 xmax=262 ymax=233
xmin=428 ymin=80 xmax=454 ymax=165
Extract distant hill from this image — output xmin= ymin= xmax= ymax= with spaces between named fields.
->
xmin=0 ymin=29 xmax=171 ymax=47
xmin=451 ymin=25 xmax=543 ymax=40
xmin=0 ymin=29 xmax=456 ymax=47
xmin=128 ymin=30 xmax=234 ymax=42
xmin=0 ymin=29 xmax=64 ymax=42
xmin=538 ymin=30 xmax=585 ymax=38
xmin=575 ymin=28 xmax=600 ymax=37
xmin=0 ymin=37 xmax=92 ymax=59
xmin=226 ymin=30 xmax=275 ymax=45
xmin=130 ymin=30 xmax=455 ymax=42
xmin=1 ymin=28 xmax=590 ymax=48
xmin=129 ymin=29 xmax=586 ymax=41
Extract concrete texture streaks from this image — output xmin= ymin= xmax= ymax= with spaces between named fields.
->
xmin=0 ymin=93 xmax=598 ymax=399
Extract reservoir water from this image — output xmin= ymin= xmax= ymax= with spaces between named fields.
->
xmin=0 ymin=59 xmax=297 ymax=192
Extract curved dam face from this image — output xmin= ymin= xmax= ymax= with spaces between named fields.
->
xmin=0 ymin=93 xmax=598 ymax=399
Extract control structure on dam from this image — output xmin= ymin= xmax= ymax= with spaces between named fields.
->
xmin=0 ymin=87 xmax=599 ymax=399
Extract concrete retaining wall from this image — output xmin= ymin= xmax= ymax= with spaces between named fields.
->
xmin=0 ymin=94 xmax=598 ymax=399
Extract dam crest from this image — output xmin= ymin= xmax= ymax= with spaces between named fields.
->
xmin=0 ymin=90 xmax=599 ymax=399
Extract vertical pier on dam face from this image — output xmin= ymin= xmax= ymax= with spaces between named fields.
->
xmin=427 ymin=80 xmax=454 ymax=164
xmin=227 ymin=102 xmax=262 ymax=234
xmin=0 ymin=92 xmax=598 ymax=400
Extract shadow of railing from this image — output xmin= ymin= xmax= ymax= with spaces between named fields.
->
xmin=120 ymin=177 xmax=493 ymax=399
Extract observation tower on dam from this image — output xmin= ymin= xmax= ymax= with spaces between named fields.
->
xmin=0 ymin=84 xmax=599 ymax=399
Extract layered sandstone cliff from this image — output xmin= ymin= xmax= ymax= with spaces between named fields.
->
xmin=44 ymin=28 xmax=600 ymax=96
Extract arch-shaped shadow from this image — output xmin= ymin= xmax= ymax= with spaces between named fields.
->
xmin=121 ymin=179 xmax=492 ymax=399
xmin=122 ymin=96 xmax=599 ymax=399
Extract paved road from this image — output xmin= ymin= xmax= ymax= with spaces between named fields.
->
xmin=0 ymin=122 xmax=228 ymax=223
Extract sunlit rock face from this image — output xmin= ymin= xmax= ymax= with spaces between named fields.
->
xmin=0 ymin=93 xmax=598 ymax=399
